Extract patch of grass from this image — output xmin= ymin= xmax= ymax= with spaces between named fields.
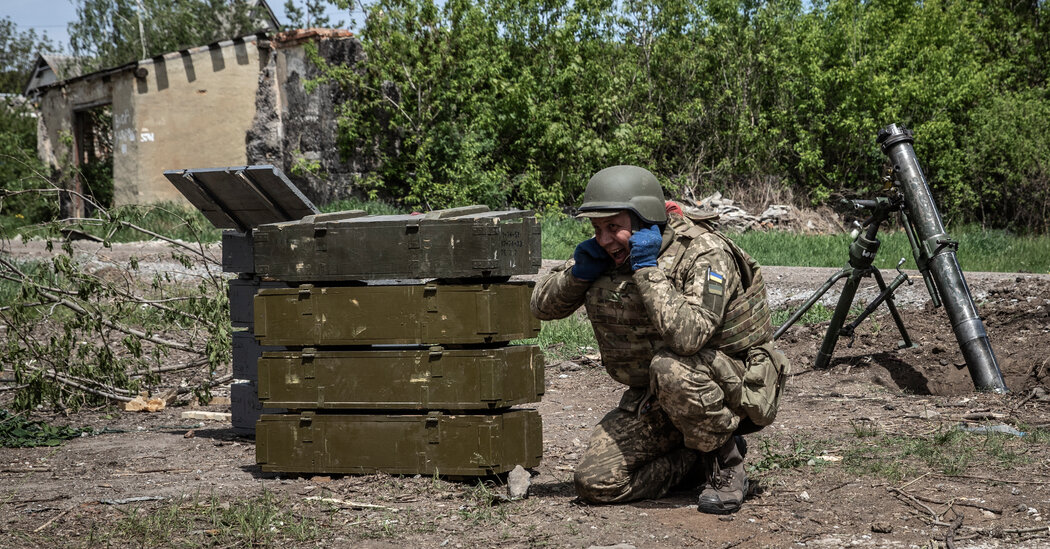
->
xmin=850 ymin=418 xmax=880 ymax=438
xmin=749 ymin=436 xmax=832 ymax=474
xmin=730 ymin=224 xmax=1050 ymax=273
xmin=3 ymin=202 xmax=222 ymax=244
xmin=516 ymin=312 xmax=598 ymax=362
xmin=323 ymin=197 xmax=406 ymax=216
xmin=538 ymin=213 xmax=593 ymax=260
xmin=106 ymin=203 xmax=222 ymax=243
xmin=843 ymin=428 xmax=1033 ymax=482
xmin=771 ymin=302 xmax=838 ymax=328
xmin=458 ymin=481 xmax=510 ymax=524
xmin=107 ymin=490 xmax=319 ymax=546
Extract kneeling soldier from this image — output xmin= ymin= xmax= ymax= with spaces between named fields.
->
xmin=531 ymin=165 xmax=789 ymax=514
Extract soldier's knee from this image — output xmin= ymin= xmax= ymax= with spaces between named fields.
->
xmin=573 ymin=465 xmax=630 ymax=503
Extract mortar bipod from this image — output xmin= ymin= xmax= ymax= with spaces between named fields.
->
xmin=772 ymin=196 xmax=916 ymax=369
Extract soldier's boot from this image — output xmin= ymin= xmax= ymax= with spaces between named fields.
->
xmin=697 ymin=435 xmax=748 ymax=515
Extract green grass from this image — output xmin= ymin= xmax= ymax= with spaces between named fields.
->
xmin=323 ymin=197 xmax=406 ymax=216
xmin=749 ymin=436 xmax=834 ymax=474
xmin=91 ymin=490 xmax=320 ymax=547
xmin=536 ymin=214 xmax=1050 ymax=273
xmin=538 ymin=214 xmax=593 ymax=261
xmin=2 ymin=202 xmax=222 ymax=244
xmin=843 ymin=427 xmax=1034 ymax=482
xmin=515 ymin=312 xmax=598 ymax=362
xmin=771 ymin=302 xmax=839 ymax=327
xmin=728 ymin=224 xmax=1050 ymax=273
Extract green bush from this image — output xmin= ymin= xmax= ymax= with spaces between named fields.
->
xmin=323 ymin=0 xmax=1050 ymax=232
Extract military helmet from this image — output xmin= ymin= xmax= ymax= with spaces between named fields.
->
xmin=577 ymin=165 xmax=667 ymax=225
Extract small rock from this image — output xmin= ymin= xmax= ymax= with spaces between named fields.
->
xmin=871 ymin=522 xmax=894 ymax=533
xmin=310 ymin=475 xmax=332 ymax=483
xmin=183 ymin=430 xmax=195 ymax=439
xmin=507 ymin=465 xmax=531 ymax=499
xmin=558 ymin=361 xmax=583 ymax=372
xmin=797 ymin=491 xmax=811 ymax=502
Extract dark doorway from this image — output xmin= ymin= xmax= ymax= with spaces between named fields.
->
xmin=66 ymin=103 xmax=113 ymax=218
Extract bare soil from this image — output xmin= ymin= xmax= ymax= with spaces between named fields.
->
xmin=2 ymin=243 xmax=1050 ymax=548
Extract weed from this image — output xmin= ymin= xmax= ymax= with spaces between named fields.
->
xmin=842 ymin=427 xmax=1036 ymax=482
xmin=0 ymin=409 xmax=92 ymax=447
xmin=104 ymin=490 xmax=319 ymax=546
xmin=458 ymin=481 xmax=510 ymax=524
xmin=772 ymin=302 xmax=837 ymax=328
xmin=749 ymin=436 xmax=831 ymax=474
xmin=850 ymin=419 xmax=880 ymax=438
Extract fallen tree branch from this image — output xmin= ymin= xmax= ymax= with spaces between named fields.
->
xmin=945 ymin=512 xmax=964 ymax=549
xmin=33 ymin=288 xmax=199 ymax=354
xmin=305 ymin=496 xmax=400 ymax=512
xmin=910 ymin=493 xmax=1002 ymax=515
xmin=889 ymin=486 xmax=942 ymax=520
xmin=33 ymin=505 xmax=74 ymax=533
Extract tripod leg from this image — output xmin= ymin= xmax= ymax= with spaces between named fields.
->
xmin=773 ymin=269 xmax=850 ymax=340
xmin=871 ymin=268 xmax=914 ymax=349
xmin=815 ymin=272 xmax=863 ymax=370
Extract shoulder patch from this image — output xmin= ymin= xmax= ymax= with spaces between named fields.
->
xmin=707 ymin=269 xmax=724 ymax=296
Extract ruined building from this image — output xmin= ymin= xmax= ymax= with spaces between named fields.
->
xmin=25 ymin=29 xmax=366 ymax=217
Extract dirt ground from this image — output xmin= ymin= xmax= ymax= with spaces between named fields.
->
xmin=2 ymin=242 xmax=1050 ymax=548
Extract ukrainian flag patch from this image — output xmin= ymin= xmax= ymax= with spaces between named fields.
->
xmin=707 ymin=269 xmax=724 ymax=296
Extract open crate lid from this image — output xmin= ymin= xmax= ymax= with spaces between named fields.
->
xmin=163 ymin=165 xmax=319 ymax=231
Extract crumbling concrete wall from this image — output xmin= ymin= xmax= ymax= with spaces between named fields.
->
xmin=247 ymin=32 xmax=373 ymax=206
xmin=35 ymin=37 xmax=266 ymax=213
xmin=124 ymin=38 xmax=265 ymax=205
xmin=37 ymin=32 xmax=373 ymax=213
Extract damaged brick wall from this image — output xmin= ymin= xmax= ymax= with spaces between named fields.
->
xmin=247 ymin=32 xmax=375 ymax=206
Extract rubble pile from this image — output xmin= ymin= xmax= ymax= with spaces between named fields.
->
xmin=683 ymin=191 xmax=844 ymax=234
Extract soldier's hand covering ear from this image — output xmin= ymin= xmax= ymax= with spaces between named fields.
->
xmin=572 ymin=238 xmax=613 ymax=281
xmin=629 ymin=225 xmax=662 ymax=271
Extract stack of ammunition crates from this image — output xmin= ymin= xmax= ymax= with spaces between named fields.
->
xmin=164 ymin=166 xmax=544 ymax=476
xmin=248 ymin=206 xmax=545 ymax=475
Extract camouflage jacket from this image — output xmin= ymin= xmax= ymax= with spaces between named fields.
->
xmin=531 ymin=214 xmax=744 ymax=387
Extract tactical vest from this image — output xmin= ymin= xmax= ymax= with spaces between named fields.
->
xmin=672 ymin=215 xmax=774 ymax=355
xmin=583 ymin=215 xmax=773 ymax=388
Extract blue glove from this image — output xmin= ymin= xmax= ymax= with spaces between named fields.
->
xmin=629 ymin=225 xmax=662 ymax=270
xmin=571 ymin=238 xmax=613 ymax=281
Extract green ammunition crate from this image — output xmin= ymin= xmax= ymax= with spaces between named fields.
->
xmin=257 ymin=345 xmax=544 ymax=410
xmin=256 ymin=409 xmax=542 ymax=476
xmin=252 ymin=206 xmax=541 ymax=281
xmin=253 ymin=282 xmax=540 ymax=346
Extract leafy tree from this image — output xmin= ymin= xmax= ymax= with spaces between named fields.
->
xmin=0 ymin=16 xmax=60 ymax=225
xmin=68 ymin=0 xmax=270 ymax=71
xmin=282 ymin=0 xmax=346 ymax=30
xmin=0 ymin=16 xmax=60 ymax=94
xmin=325 ymin=0 xmax=1050 ymax=230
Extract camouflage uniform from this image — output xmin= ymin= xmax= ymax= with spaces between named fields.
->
xmin=531 ymin=213 xmax=769 ymax=503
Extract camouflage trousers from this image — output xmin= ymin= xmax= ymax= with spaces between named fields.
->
xmin=574 ymin=348 xmax=747 ymax=504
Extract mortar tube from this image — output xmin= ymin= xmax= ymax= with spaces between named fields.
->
xmin=877 ymin=123 xmax=1007 ymax=393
